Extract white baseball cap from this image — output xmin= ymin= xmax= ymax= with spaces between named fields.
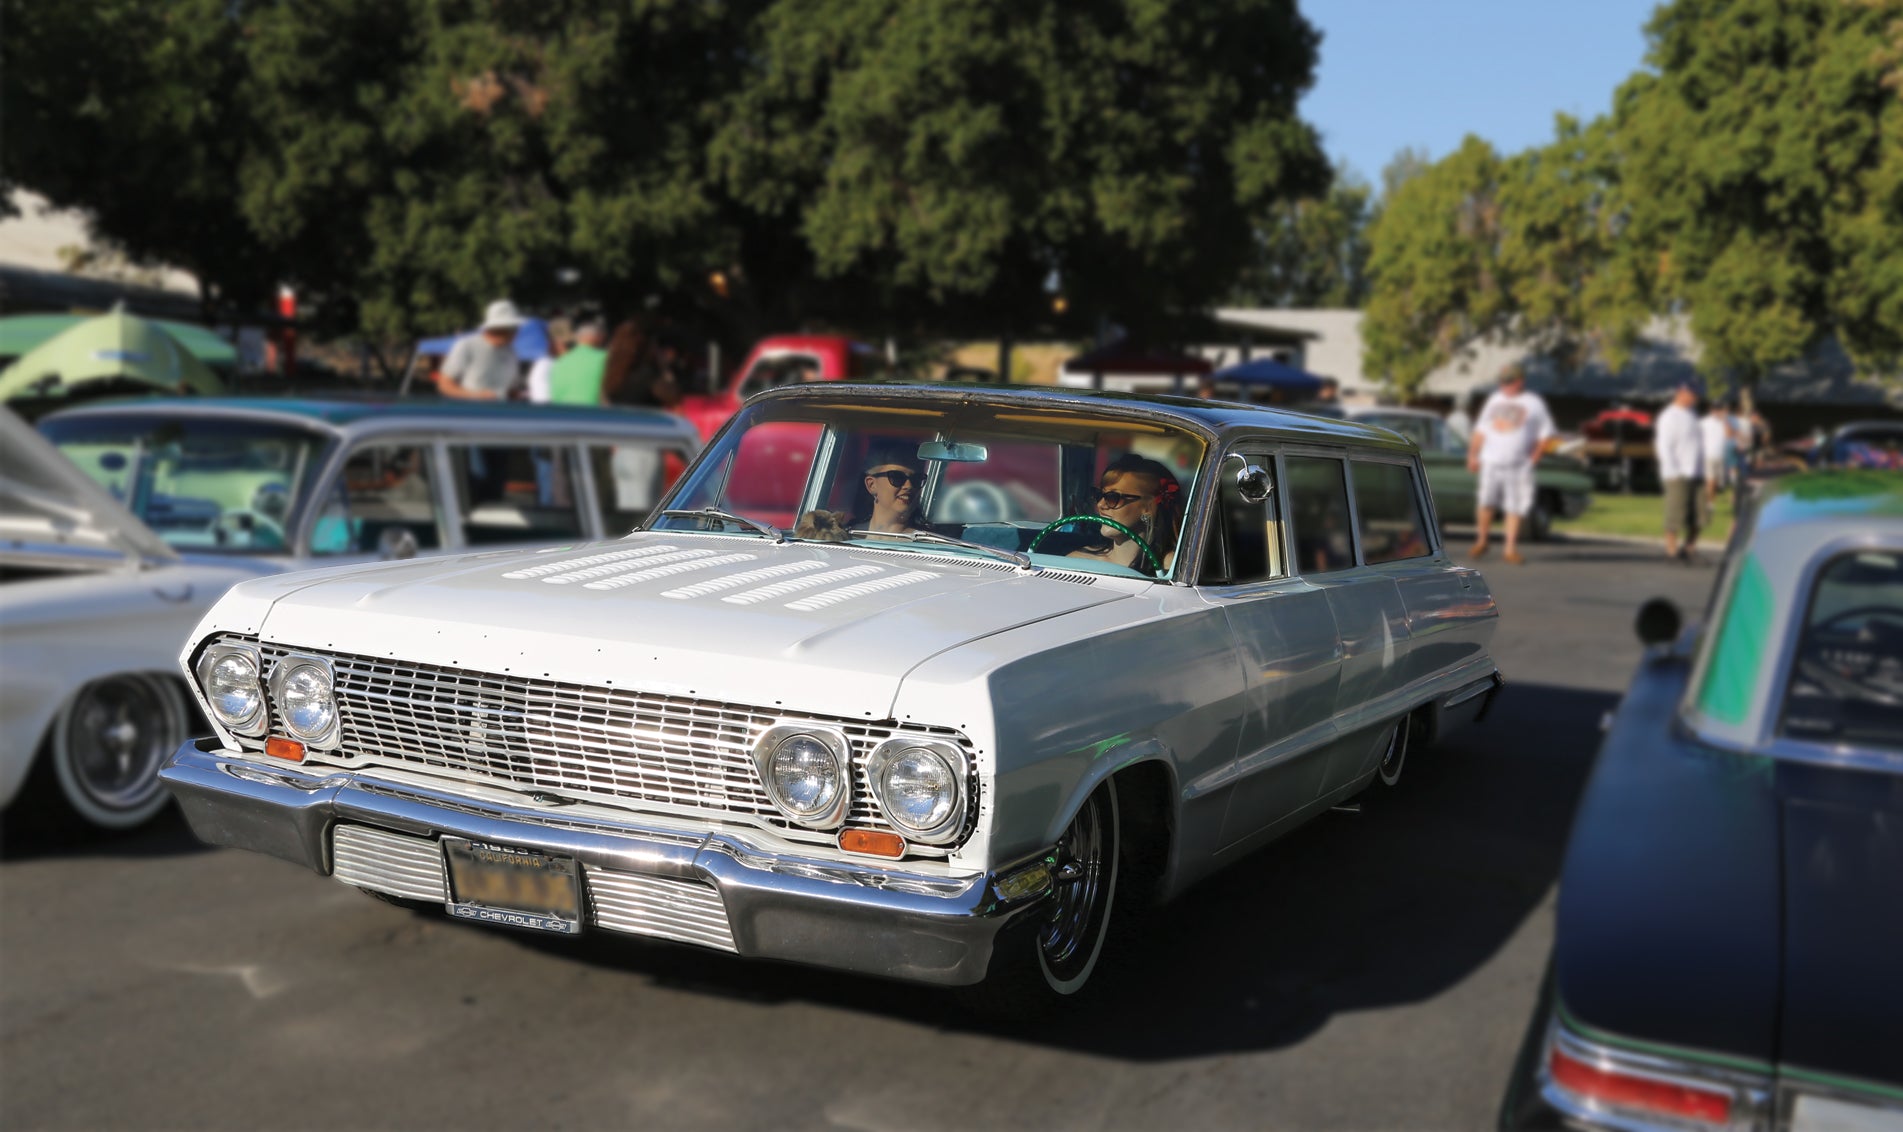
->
xmin=480 ymin=299 xmax=524 ymax=331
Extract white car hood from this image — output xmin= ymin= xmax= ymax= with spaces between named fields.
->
xmin=252 ymin=535 xmax=1133 ymax=720
xmin=0 ymin=405 xmax=175 ymax=566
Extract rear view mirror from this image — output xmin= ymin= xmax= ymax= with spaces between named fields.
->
xmin=918 ymin=441 xmax=987 ymax=463
xmin=1235 ymin=464 xmax=1273 ymax=505
xmin=1635 ymin=597 xmax=1682 ymax=646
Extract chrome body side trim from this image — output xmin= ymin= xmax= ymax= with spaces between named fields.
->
xmin=162 ymin=739 xmax=1041 ymax=986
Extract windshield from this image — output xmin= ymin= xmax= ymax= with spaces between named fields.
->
xmin=37 ymin=413 xmax=330 ymax=554
xmin=650 ymin=395 xmax=1207 ymax=579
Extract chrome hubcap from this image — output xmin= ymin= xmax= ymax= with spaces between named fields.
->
xmin=70 ymin=679 xmax=171 ymax=809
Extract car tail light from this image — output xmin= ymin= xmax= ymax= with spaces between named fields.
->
xmin=1549 ymin=1043 xmax=1733 ymax=1125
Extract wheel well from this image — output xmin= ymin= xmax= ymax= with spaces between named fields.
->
xmin=1110 ymin=760 xmax=1174 ymax=907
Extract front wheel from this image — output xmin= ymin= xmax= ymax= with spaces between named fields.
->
xmin=984 ymin=779 xmax=1122 ymax=1003
xmin=48 ymin=674 xmax=186 ymax=830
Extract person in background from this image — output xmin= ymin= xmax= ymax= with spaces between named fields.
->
xmin=435 ymin=299 xmax=523 ymax=401
xmin=547 ymin=317 xmax=608 ymax=406
xmin=601 ymin=318 xmax=682 ymax=409
xmin=1654 ymin=379 xmax=1706 ymax=563
xmin=1699 ymin=398 xmax=1734 ymax=507
xmin=1466 ymin=363 xmax=1555 ymax=565
xmin=1446 ymin=392 xmax=1475 ymax=444
xmin=525 ymin=320 xmax=567 ymax=406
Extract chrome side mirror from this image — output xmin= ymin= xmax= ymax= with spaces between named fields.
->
xmin=1235 ymin=463 xmax=1272 ymax=505
xmin=377 ymin=527 xmax=420 ymax=561
xmin=1635 ymin=597 xmax=1681 ymax=646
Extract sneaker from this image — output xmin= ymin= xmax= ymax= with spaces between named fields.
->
xmin=1504 ymin=549 xmax=1525 ymax=565
xmin=1470 ymin=541 xmax=1489 ymax=558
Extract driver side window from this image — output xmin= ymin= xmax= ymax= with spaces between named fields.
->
xmin=1199 ymin=451 xmax=1285 ymax=586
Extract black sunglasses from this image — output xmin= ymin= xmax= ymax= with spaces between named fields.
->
xmin=1094 ymin=488 xmax=1150 ymax=509
xmin=869 ymin=469 xmax=919 ymax=488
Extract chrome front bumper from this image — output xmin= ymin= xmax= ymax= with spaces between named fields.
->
xmin=162 ymin=739 xmax=1044 ymax=986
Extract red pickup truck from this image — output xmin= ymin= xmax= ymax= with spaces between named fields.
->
xmin=677 ymin=334 xmax=887 ymax=442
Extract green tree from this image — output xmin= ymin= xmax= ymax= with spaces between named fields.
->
xmin=1361 ymin=136 xmax=1508 ymax=394
xmin=707 ymin=0 xmax=1329 ymax=341
xmin=1229 ymin=163 xmax=1373 ymax=308
xmin=1495 ymin=115 xmax=1650 ymax=374
xmin=1614 ymin=0 xmax=1903 ymax=383
xmin=1 ymin=0 xmax=274 ymax=320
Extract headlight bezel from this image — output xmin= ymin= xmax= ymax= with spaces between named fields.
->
xmin=866 ymin=737 xmax=969 ymax=845
xmin=194 ymin=641 xmax=268 ymax=738
xmin=751 ymin=723 xmax=853 ymax=829
xmin=267 ymin=654 xmax=340 ymax=748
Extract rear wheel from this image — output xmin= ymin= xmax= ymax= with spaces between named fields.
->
xmin=1377 ymin=718 xmax=1409 ymax=787
xmin=48 ymin=674 xmax=185 ymax=830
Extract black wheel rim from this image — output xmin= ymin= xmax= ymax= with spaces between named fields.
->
xmin=66 ymin=677 xmax=173 ymax=811
xmin=1039 ymin=789 xmax=1111 ymax=981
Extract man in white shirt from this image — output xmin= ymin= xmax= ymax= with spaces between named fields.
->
xmin=435 ymin=299 xmax=524 ymax=401
xmin=1465 ymin=364 xmax=1556 ymax=565
xmin=1654 ymin=379 xmax=1706 ymax=562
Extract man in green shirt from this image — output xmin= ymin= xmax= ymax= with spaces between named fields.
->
xmin=546 ymin=319 xmax=608 ymax=405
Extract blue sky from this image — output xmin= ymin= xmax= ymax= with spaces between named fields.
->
xmin=1299 ymin=0 xmax=1661 ymax=190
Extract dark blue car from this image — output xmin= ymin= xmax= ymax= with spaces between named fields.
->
xmin=1501 ymin=472 xmax=1903 ymax=1131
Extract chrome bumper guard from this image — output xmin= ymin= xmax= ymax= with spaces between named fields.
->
xmin=162 ymin=738 xmax=1044 ymax=986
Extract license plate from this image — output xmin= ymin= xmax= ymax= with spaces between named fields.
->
xmin=443 ymin=838 xmax=582 ymax=935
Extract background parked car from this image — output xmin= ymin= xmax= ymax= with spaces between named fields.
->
xmin=1 ymin=398 xmax=698 ymax=831
xmin=1499 ymin=470 xmax=1903 ymax=1131
xmin=1331 ymin=406 xmax=1594 ymax=540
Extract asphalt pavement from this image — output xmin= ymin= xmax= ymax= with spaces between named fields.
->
xmin=0 ymin=536 xmax=1720 ymax=1131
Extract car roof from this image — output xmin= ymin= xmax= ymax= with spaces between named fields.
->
xmin=756 ymin=381 xmax=1418 ymax=453
xmin=1750 ymin=471 xmax=1903 ymax=540
xmin=41 ymin=395 xmax=698 ymax=441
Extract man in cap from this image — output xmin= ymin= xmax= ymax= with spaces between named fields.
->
xmin=1654 ymin=378 xmax=1706 ymax=562
xmin=435 ymin=299 xmax=525 ymax=401
xmin=1465 ymin=362 xmax=1556 ymax=565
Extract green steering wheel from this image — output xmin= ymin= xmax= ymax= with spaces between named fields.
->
xmin=1027 ymin=515 xmax=1164 ymax=574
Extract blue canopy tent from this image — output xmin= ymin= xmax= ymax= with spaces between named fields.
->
xmin=1209 ymin=356 xmax=1327 ymax=397
xmin=401 ymin=318 xmax=552 ymax=395
xmin=415 ymin=317 xmax=552 ymax=362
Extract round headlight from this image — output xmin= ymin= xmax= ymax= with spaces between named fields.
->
xmin=278 ymin=663 xmax=336 ymax=739
xmin=204 ymin=651 xmax=263 ymax=730
xmin=768 ymin=733 xmax=843 ymax=821
xmin=878 ymin=746 xmax=957 ymax=834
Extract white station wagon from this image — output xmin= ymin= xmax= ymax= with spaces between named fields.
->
xmin=162 ymin=384 xmax=1502 ymax=996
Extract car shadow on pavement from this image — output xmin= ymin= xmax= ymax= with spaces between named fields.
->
xmin=496 ymin=678 xmax=1616 ymax=1061
xmin=0 ymin=803 xmax=210 ymax=861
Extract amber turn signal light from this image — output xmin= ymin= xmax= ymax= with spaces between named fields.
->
xmin=265 ymin=736 xmax=306 ymax=762
xmin=838 ymin=829 xmax=905 ymax=858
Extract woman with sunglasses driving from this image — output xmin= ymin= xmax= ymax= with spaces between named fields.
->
xmin=1067 ymin=453 xmax=1183 ymax=576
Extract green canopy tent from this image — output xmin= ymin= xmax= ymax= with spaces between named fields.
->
xmin=0 ymin=308 xmax=225 ymax=402
xmin=0 ymin=312 xmax=238 ymax=367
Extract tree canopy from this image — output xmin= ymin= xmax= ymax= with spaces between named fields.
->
xmin=2 ymin=0 xmax=1329 ymax=354
xmin=1361 ymin=0 xmax=1903 ymax=394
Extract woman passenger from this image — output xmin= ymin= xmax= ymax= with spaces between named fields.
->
xmin=1068 ymin=454 xmax=1183 ymax=575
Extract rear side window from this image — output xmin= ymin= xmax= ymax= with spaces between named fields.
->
xmin=446 ymin=443 xmax=586 ymax=546
xmin=1779 ymin=550 xmax=1903 ymax=751
xmin=1284 ymin=455 xmax=1355 ymax=574
xmin=1352 ymin=460 xmax=1432 ymax=563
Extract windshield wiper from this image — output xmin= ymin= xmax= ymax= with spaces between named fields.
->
xmin=659 ymin=508 xmax=786 ymax=542
xmin=852 ymin=527 xmax=1033 ymax=570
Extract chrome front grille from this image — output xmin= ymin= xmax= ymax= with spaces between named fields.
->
xmin=238 ymin=639 xmax=974 ymax=849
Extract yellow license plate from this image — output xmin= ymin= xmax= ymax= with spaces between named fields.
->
xmin=443 ymin=839 xmax=581 ymax=935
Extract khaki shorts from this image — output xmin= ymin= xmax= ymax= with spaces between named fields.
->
xmin=1662 ymin=477 xmax=1706 ymax=538
xmin=1478 ymin=462 xmax=1535 ymax=516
